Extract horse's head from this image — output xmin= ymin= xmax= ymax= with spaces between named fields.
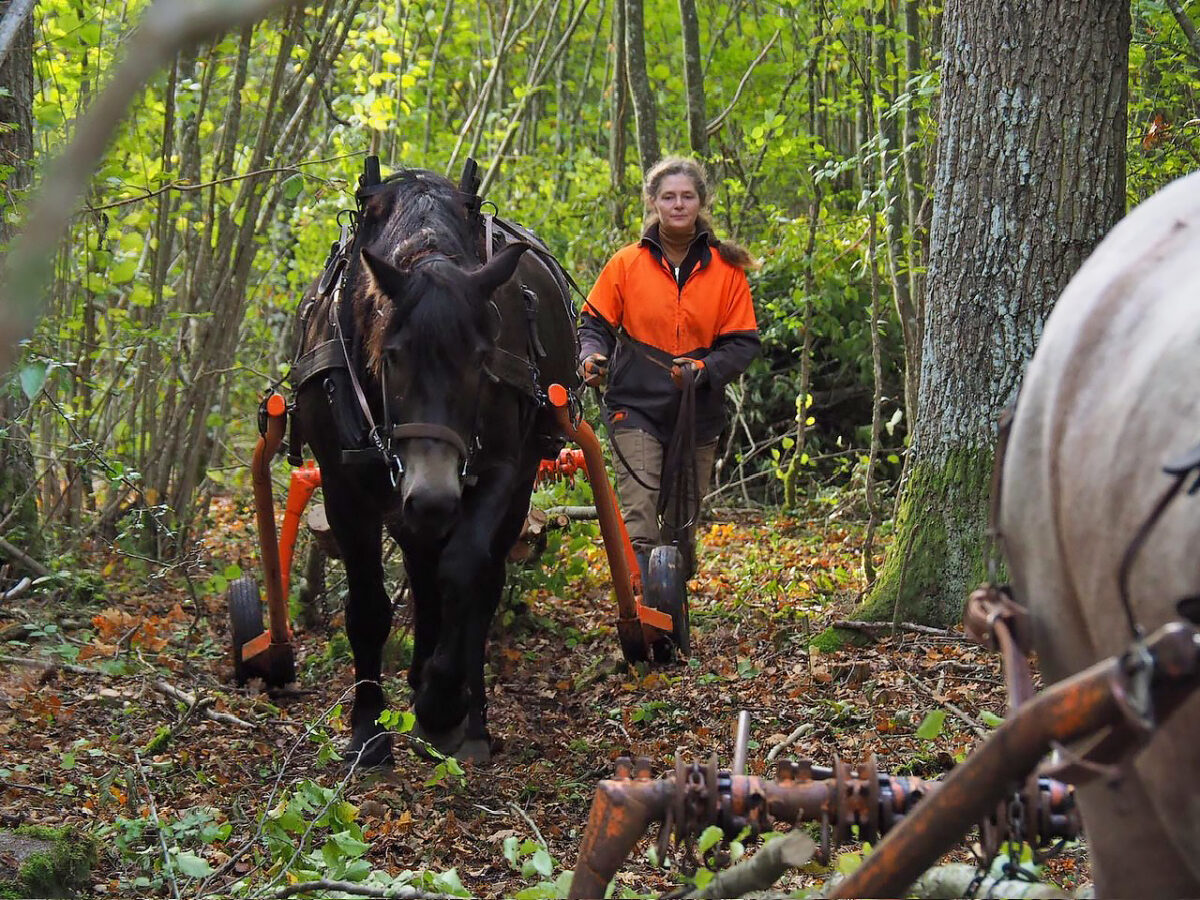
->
xmin=360 ymin=240 xmax=530 ymax=541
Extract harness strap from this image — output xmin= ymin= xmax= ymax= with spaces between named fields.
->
xmin=391 ymin=422 xmax=469 ymax=460
xmin=291 ymin=339 xmax=348 ymax=389
xmin=659 ymin=366 xmax=701 ymax=535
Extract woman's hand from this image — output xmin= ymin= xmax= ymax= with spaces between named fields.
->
xmin=580 ymin=353 xmax=609 ymax=386
xmin=670 ymin=357 xmax=706 ymax=388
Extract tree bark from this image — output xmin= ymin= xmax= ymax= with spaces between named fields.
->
xmin=861 ymin=0 xmax=1130 ymax=626
xmin=608 ymin=0 xmax=630 ymax=229
xmin=624 ymin=0 xmax=659 ymax=172
xmin=678 ymin=0 xmax=706 ymax=156
xmin=0 ymin=0 xmax=37 ymax=557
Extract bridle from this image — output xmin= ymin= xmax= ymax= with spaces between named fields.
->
xmin=332 ymin=250 xmax=489 ymax=489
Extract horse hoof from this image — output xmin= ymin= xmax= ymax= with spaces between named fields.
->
xmin=455 ymin=738 xmax=491 ymax=765
xmin=411 ymin=717 xmax=466 ymax=760
xmin=345 ymin=731 xmax=394 ymax=769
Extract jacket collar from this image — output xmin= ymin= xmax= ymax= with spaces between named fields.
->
xmin=641 ymin=223 xmax=714 ymax=269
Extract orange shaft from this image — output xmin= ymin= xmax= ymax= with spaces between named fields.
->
xmin=251 ymin=396 xmax=290 ymax=645
xmin=547 ymin=389 xmax=642 ymax=625
xmin=279 ymin=465 xmax=322 ymax=600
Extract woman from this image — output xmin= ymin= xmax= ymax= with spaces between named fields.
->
xmin=578 ymin=156 xmax=760 ymax=581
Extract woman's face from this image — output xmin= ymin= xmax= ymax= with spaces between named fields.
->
xmin=652 ymin=174 xmax=702 ymax=235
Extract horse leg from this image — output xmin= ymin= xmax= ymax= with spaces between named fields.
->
xmin=455 ymin=554 xmax=506 ymax=764
xmin=399 ymin=547 xmax=440 ymax=695
xmin=329 ymin=499 xmax=394 ymax=768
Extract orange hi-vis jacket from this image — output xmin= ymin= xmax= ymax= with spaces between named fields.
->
xmin=579 ymin=226 xmax=761 ymax=442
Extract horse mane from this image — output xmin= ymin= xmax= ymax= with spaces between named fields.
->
xmin=350 ymin=170 xmax=490 ymax=377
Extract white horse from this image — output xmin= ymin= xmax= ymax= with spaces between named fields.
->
xmin=1000 ymin=170 xmax=1200 ymax=896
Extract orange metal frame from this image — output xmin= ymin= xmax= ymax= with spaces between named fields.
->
xmin=547 ymin=385 xmax=673 ymax=658
xmin=239 ymin=393 xmax=323 ymax=669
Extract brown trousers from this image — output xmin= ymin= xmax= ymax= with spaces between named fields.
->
xmin=611 ymin=427 xmax=718 ymax=560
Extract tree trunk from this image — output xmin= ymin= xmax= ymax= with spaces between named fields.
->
xmin=0 ymin=0 xmax=37 ymax=558
xmin=678 ymin=0 xmax=706 ymax=156
xmin=624 ymin=0 xmax=659 ymax=172
xmin=860 ymin=0 xmax=1130 ymax=626
xmin=608 ymin=0 xmax=630 ymax=230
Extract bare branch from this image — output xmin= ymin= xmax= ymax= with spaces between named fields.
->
xmin=0 ymin=0 xmax=301 ymax=374
xmin=705 ymin=30 xmax=780 ymax=137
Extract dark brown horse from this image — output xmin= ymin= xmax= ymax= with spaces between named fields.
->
xmin=290 ymin=167 xmax=577 ymax=766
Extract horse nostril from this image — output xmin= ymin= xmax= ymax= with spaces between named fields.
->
xmin=403 ymin=490 xmax=460 ymax=534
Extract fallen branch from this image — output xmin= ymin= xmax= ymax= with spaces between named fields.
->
xmin=902 ymin=670 xmax=989 ymax=737
xmin=0 ymin=654 xmax=256 ymax=729
xmin=150 ymin=679 xmax=256 ymax=729
xmin=1 ymin=576 xmax=32 ymax=601
xmin=0 ymin=537 xmax=51 ymax=578
xmin=683 ymin=831 xmax=816 ymax=898
xmin=832 ymin=619 xmax=953 ymax=638
xmin=906 ymin=862 xmax=1070 ymax=899
xmin=273 ymin=880 xmax=459 ymax=899
xmin=765 ymin=722 xmax=815 ymax=763
xmin=542 ymin=505 xmax=598 ymax=520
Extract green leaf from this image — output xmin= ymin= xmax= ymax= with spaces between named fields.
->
xmin=503 ymin=834 xmax=521 ymax=867
xmin=530 ymin=847 xmax=553 ymax=878
xmin=19 ymin=363 xmax=46 ymax=400
xmin=915 ymin=709 xmax=947 ymax=740
xmin=697 ymin=825 xmax=724 ymax=854
xmin=329 ymin=830 xmax=370 ymax=858
xmin=979 ymin=710 xmax=1005 ymax=727
xmin=282 ymin=174 xmax=304 ymax=200
xmin=173 ymin=850 xmax=214 ymax=878
xmin=110 ymin=258 xmax=139 ymax=284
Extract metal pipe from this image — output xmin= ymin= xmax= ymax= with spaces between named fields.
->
xmin=732 ymin=710 xmax=751 ymax=776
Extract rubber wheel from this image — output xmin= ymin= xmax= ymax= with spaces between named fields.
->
xmin=229 ymin=576 xmax=265 ymax=685
xmin=646 ymin=545 xmax=689 ymax=662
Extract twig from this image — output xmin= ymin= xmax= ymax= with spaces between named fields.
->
xmin=0 ymin=653 xmax=103 ymax=675
xmin=85 ymin=153 xmax=355 ymax=212
xmin=134 ymin=750 xmax=182 ymax=900
xmin=509 ymin=801 xmax=548 ymax=851
xmin=542 ymin=505 xmax=598 ymax=520
xmin=1 ymin=0 xmax=302 ymax=372
xmin=765 ymin=722 xmax=815 ymax=763
xmin=0 ymin=778 xmax=51 ymax=794
xmin=0 ymin=536 xmax=51 ymax=578
xmin=273 ymin=880 xmax=458 ymax=899
xmin=151 ymin=679 xmax=256 ymax=729
xmin=901 ymin=670 xmax=988 ymax=737
xmin=832 ymin=620 xmax=953 ymax=638
xmin=705 ymin=29 xmax=780 ymax=136
xmin=686 ymin=831 xmax=816 ymax=898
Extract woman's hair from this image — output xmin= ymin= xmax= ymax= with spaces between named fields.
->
xmin=642 ymin=155 xmax=756 ymax=270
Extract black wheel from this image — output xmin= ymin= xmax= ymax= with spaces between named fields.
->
xmin=229 ymin=576 xmax=265 ymax=684
xmin=646 ymin=545 xmax=689 ymax=662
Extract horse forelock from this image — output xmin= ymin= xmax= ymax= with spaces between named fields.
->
xmin=354 ymin=171 xmax=485 ymax=378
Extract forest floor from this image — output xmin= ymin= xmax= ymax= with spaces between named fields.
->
xmin=0 ymin=494 xmax=1091 ymax=898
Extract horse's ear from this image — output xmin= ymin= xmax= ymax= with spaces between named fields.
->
xmin=361 ymin=247 xmax=407 ymax=300
xmin=470 ymin=241 xmax=530 ymax=296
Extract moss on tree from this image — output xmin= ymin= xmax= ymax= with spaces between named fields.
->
xmin=855 ymin=444 xmax=997 ymax=628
